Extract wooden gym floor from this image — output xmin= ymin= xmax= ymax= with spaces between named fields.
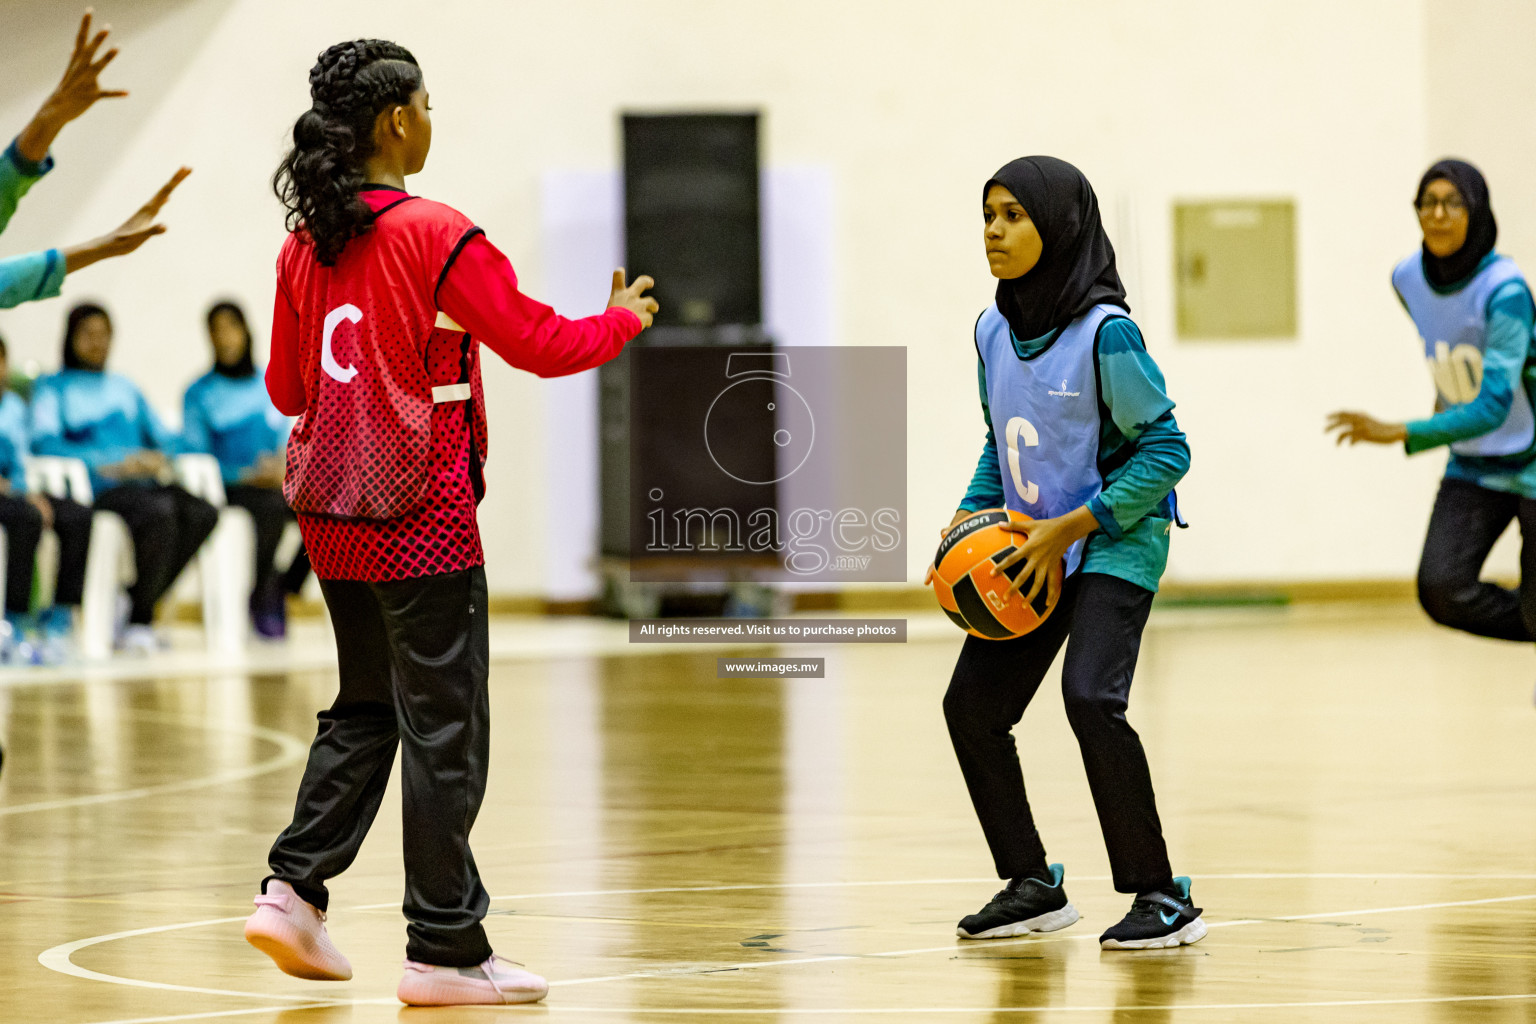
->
xmin=2 ymin=601 xmax=1536 ymax=1022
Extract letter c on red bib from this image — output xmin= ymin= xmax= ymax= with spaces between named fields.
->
xmin=322 ymin=304 xmax=362 ymax=383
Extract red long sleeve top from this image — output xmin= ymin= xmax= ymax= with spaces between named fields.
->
xmin=268 ymin=187 xmax=640 ymax=581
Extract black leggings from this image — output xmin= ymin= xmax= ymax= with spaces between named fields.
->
xmin=1416 ymin=477 xmax=1536 ymax=641
xmin=224 ymin=484 xmax=310 ymax=600
xmin=93 ymin=484 xmax=219 ymax=625
xmin=0 ymin=494 xmax=91 ymax=614
xmin=265 ymin=566 xmax=491 ymax=966
xmin=944 ymin=571 xmax=1173 ymax=894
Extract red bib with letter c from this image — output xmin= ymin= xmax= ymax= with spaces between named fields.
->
xmin=278 ymin=194 xmax=482 ymax=520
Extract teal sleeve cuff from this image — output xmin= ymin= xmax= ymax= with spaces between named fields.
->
xmin=40 ymin=247 xmax=64 ymax=295
xmin=0 ymin=248 xmax=65 ymax=309
xmin=4 ymin=138 xmax=54 ymax=179
xmin=1404 ymin=420 xmax=1435 ymax=455
xmin=1088 ymin=495 xmax=1124 ymax=540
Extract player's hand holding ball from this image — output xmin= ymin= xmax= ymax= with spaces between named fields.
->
xmin=995 ymin=506 xmax=1098 ymax=610
xmin=930 ymin=508 xmax=1081 ymax=639
xmin=607 ymin=268 xmax=659 ymax=329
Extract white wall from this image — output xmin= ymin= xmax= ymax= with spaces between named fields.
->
xmin=0 ymin=0 xmax=1466 ymax=594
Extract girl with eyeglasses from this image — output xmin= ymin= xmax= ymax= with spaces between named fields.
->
xmin=1328 ymin=160 xmax=1536 ymax=661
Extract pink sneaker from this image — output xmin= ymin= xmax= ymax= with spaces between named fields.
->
xmin=397 ymin=954 xmax=549 ymax=1006
xmin=243 ymin=879 xmax=352 ymax=981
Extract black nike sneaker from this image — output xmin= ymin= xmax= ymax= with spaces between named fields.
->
xmin=1098 ymin=876 xmax=1206 ymax=950
xmin=956 ymin=863 xmax=1080 ymax=939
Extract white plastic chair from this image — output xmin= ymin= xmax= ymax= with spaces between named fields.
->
xmin=25 ymin=455 xmax=131 ymax=660
xmin=175 ymin=453 xmax=253 ymax=655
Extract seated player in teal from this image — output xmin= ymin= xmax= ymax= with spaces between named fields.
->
xmin=31 ymin=304 xmax=218 ymax=654
xmin=938 ymin=156 xmax=1202 ymax=950
xmin=182 ymin=301 xmax=308 ymax=639
xmin=0 ymin=334 xmax=92 ymax=664
xmin=1328 ymin=160 xmax=1536 ymax=683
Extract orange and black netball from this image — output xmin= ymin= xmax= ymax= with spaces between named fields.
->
xmin=931 ymin=509 xmax=1063 ymax=640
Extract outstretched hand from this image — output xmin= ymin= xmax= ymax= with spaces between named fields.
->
xmin=63 ymin=166 xmax=191 ymax=273
xmin=16 ymin=10 xmax=128 ymax=164
xmin=1325 ymin=410 xmax=1407 ymax=446
xmin=607 ymin=268 xmax=659 ymax=329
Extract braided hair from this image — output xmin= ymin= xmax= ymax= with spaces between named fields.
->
xmin=273 ymin=40 xmax=422 ymax=266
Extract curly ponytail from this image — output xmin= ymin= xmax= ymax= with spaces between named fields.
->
xmin=273 ymin=40 xmax=422 ymax=266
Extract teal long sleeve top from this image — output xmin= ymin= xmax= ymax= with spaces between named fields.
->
xmin=181 ymin=369 xmax=290 ymax=485
xmin=30 ymin=369 xmax=180 ymax=494
xmin=959 ymin=316 xmax=1190 ymax=592
xmin=0 ymin=390 xmax=30 ymax=493
xmin=0 ymin=139 xmax=65 ymax=308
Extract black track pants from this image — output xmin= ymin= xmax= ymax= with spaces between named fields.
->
xmin=943 ymin=571 xmax=1173 ymax=894
xmin=224 ymin=484 xmax=310 ymax=600
xmin=92 ymin=484 xmax=218 ymax=625
xmin=1416 ymin=477 xmax=1536 ymax=642
xmin=265 ymin=566 xmax=492 ymax=966
xmin=0 ymin=495 xmax=94 ymax=614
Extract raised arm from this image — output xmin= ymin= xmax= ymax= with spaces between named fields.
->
xmin=61 ymin=166 xmax=190 ymax=275
xmin=12 ymin=10 xmax=128 ymax=171
xmin=435 ymin=231 xmax=653 ymax=378
xmin=0 ymin=14 xmax=189 ymax=292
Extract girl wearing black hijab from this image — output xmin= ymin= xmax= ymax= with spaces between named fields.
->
xmin=181 ymin=301 xmax=311 ymax=639
xmin=935 ymin=157 xmax=1201 ymax=949
xmin=1328 ymin=160 xmax=1536 ymax=655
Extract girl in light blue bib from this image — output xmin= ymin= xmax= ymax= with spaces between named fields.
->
xmin=1328 ymin=160 xmax=1536 ymax=664
xmin=940 ymin=156 xmax=1201 ymax=951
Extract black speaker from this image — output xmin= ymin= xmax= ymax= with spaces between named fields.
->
xmin=602 ymin=113 xmax=768 ymax=566
xmin=622 ymin=113 xmax=761 ymax=329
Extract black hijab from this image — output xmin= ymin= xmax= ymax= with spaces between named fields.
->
xmin=207 ymin=300 xmax=256 ymax=378
xmin=1416 ymin=159 xmax=1496 ymax=289
xmin=62 ymin=302 xmax=110 ymax=371
xmin=985 ymin=156 xmax=1127 ymax=340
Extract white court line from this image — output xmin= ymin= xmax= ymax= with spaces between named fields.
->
xmin=38 ymin=917 xmax=332 ymax=1002
xmin=69 ymin=1003 xmax=366 ymax=1024
xmin=537 ymin=992 xmax=1536 ymax=1013
xmin=43 ymin=880 xmax=1536 ymax=1023
xmin=346 ymin=873 xmax=1536 ymax=911
xmin=60 ymin=991 xmax=1536 ymax=1024
xmin=0 ymin=716 xmax=307 ymax=817
xmin=542 ymin=892 xmax=1536 ymax=990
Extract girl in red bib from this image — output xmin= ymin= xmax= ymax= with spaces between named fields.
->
xmin=243 ymin=40 xmax=656 ymax=1007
